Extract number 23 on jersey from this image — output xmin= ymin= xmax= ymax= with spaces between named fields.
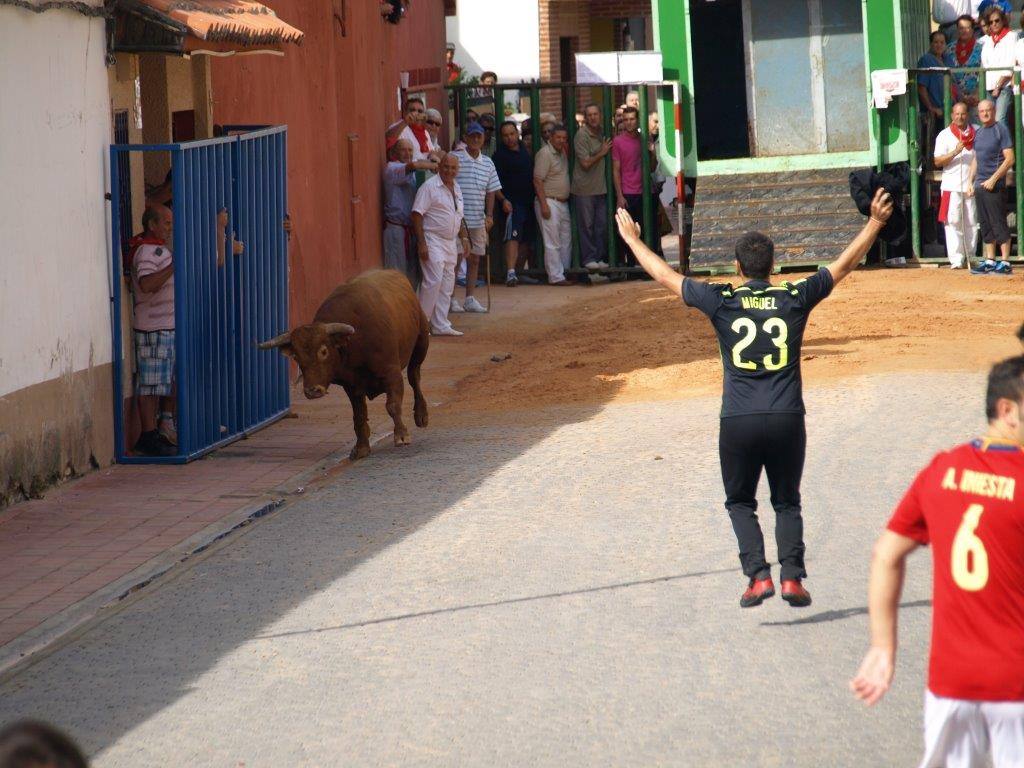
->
xmin=730 ymin=317 xmax=789 ymax=371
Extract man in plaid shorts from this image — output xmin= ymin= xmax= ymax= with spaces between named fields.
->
xmin=130 ymin=204 xmax=177 ymax=456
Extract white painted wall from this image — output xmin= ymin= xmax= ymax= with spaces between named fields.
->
xmin=445 ymin=0 xmax=541 ymax=82
xmin=0 ymin=7 xmax=113 ymax=397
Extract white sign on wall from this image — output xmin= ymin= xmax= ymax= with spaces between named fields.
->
xmin=575 ymin=51 xmax=663 ymax=84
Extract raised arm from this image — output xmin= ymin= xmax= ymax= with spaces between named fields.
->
xmin=849 ymin=530 xmax=920 ymax=706
xmin=615 ymin=208 xmax=683 ymax=297
xmin=827 ymin=188 xmax=893 ymax=285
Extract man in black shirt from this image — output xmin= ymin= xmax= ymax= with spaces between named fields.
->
xmin=614 ymin=188 xmax=893 ymax=608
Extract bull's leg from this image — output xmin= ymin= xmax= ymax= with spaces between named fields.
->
xmin=344 ymin=386 xmax=372 ymax=460
xmin=408 ymin=326 xmax=429 ymax=428
xmin=385 ymin=371 xmax=411 ymax=447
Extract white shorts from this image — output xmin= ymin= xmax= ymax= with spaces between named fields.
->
xmin=467 ymin=225 xmax=487 ymax=256
xmin=921 ymin=691 xmax=1024 ymax=768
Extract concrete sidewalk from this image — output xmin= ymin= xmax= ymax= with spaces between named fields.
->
xmin=0 ymin=282 xmax=588 ymax=673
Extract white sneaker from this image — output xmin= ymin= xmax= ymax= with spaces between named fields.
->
xmin=432 ymin=326 xmax=464 ymax=336
xmin=583 ymin=261 xmax=601 ymax=271
xmin=596 ymin=260 xmax=610 ymax=269
xmin=449 ymin=298 xmax=464 ymax=313
xmin=463 ymin=296 xmax=487 ymax=313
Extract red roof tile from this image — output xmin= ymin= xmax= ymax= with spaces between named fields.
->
xmin=137 ymin=0 xmax=303 ymax=46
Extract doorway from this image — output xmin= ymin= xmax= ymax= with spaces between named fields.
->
xmin=689 ymin=0 xmax=750 ymax=160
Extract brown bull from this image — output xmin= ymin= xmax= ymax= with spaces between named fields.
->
xmin=258 ymin=270 xmax=429 ymax=460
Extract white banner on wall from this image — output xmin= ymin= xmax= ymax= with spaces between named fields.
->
xmin=575 ymin=51 xmax=664 ymax=84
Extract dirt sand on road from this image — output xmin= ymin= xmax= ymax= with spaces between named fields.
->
xmin=435 ymin=269 xmax=1024 ymax=414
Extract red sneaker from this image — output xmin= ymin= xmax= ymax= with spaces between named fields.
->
xmin=781 ymin=579 xmax=812 ymax=608
xmin=740 ymin=577 xmax=775 ymax=608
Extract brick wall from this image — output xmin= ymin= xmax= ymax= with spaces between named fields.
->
xmin=536 ymin=0 xmax=651 ymax=119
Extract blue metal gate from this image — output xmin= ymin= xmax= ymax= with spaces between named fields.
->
xmin=109 ymin=127 xmax=289 ymax=463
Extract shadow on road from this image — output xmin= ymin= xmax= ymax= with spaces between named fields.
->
xmin=760 ymin=599 xmax=931 ymax=627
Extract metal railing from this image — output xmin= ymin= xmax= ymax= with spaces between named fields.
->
xmin=903 ymin=66 xmax=1024 ymax=260
xmin=109 ymin=127 xmax=290 ymax=463
xmin=446 ymin=80 xmax=686 ymax=274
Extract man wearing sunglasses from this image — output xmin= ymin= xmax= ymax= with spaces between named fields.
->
xmin=386 ymin=97 xmax=442 ymax=163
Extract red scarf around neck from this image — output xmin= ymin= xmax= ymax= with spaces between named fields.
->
xmin=951 ymin=123 xmax=976 ymax=150
xmin=126 ymin=233 xmax=165 ymax=269
xmin=409 ymin=124 xmax=431 ymax=154
xmin=955 ymin=38 xmax=976 ymax=64
xmin=991 ymin=25 xmax=1010 ymax=45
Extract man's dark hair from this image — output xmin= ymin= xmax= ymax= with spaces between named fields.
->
xmin=548 ymin=123 xmax=568 ymax=136
xmin=583 ymin=102 xmax=600 ymax=113
xmin=141 ymin=206 xmax=161 ymax=233
xmin=499 ymin=120 xmax=519 ymax=133
xmin=0 ymin=721 xmax=89 ymax=768
xmin=622 ymin=106 xmax=639 ymax=118
xmin=734 ymin=232 xmax=774 ymax=279
xmin=930 ymin=30 xmax=946 ymax=43
xmin=984 ymin=7 xmax=1007 ymax=23
xmin=480 ymin=71 xmax=497 ymax=82
xmin=405 ymin=96 xmax=425 ymax=110
xmin=985 ymin=325 xmax=1024 ymax=420
xmin=956 ymin=13 xmax=975 ymax=26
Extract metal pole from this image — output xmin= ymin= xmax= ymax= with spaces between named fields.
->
xmin=530 ymin=86 xmax=544 ymax=269
xmin=1015 ymin=70 xmax=1023 ymax=260
xmin=673 ymin=82 xmax=686 ymax=274
xmin=603 ymin=85 xmax=618 ymax=267
xmin=458 ymin=85 xmax=468 ymax=145
xmin=943 ymin=71 xmax=952 ymax=125
xmin=908 ymin=74 xmax=921 ymax=261
xmin=566 ymin=84 xmax=581 ymax=271
xmin=639 ymin=85 xmax=655 ymax=253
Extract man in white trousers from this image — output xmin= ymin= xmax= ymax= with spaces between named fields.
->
xmin=934 ymin=102 xmax=978 ymax=269
xmin=533 ymin=124 xmax=573 ymax=285
xmin=412 ymin=153 xmax=470 ymax=337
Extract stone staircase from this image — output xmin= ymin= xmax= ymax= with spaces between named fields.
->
xmin=689 ymin=168 xmax=864 ymax=271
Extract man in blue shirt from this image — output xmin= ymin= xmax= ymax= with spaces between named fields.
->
xmin=383 ymin=139 xmax=438 ymax=286
xmin=969 ymin=99 xmax=1015 ymax=274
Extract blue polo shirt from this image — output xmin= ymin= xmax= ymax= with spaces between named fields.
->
xmin=974 ymin=122 xmax=1012 ymax=186
xmin=917 ymin=52 xmax=947 ymax=111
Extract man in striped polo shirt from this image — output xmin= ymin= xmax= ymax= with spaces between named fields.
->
xmin=451 ymin=122 xmax=509 ymax=313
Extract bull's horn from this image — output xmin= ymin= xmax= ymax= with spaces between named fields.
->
xmin=257 ymin=331 xmax=292 ymax=349
xmin=322 ymin=322 xmax=355 ymax=336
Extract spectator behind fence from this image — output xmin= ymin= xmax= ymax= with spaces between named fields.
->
xmin=384 ymin=138 xmax=437 ymax=286
xmin=970 ymin=99 xmax=1014 ymax=274
xmin=386 ymin=97 xmax=440 ymax=162
xmin=533 ymin=124 xmax=573 ymax=285
xmin=480 ymin=71 xmax=497 ymax=86
xmin=130 ymin=204 xmax=178 ymax=457
xmin=479 ymin=113 xmax=497 ymax=157
xmin=451 ymin=122 xmax=505 ymax=313
xmin=933 ymin=0 xmax=983 ymax=41
xmin=613 ymin=106 xmax=645 ymax=267
xmin=493 ymin=120 xmax=536 ymax=286
xmin=980 ymin=6 xmax=1017 ymax=134
xmin=425 ymin=108 xmax=443 ymax=152
xmin=946 ymin=15 xmax=982 ymax=115
xmin=412 ymin=153 xmax=469 ymax=336
xmin=445 ymin=43 xmax=461 ymax=85
xmin=625 ymin=91 xmax=640 ymax=110
xmin=573 ymin=103 xmax=612 ymax=271
xmin=918 ymin=31 xmax=950 ymax=174
xmin=0 ymin=720 xmax=89 ymax=768
xmin=934 ymin=102 xmax=979 ymax=269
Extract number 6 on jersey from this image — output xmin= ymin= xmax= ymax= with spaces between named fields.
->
xmin=951 ymin=503 xmax=989 ymax=592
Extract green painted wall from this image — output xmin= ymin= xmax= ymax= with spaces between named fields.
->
xmin=652 ymin=0 xmax=696 ymax=174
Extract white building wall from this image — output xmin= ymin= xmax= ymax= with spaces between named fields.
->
xmin=445 ymin=0 xmax=541 ymax=82
xmin=0 ymin=6 xmax=113 ymax=398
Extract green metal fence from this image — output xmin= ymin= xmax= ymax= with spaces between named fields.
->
xmin=901 ymin=66 xmax=1024 ymax=263
xmin=445 ymin=81 xmax=685 ymax=276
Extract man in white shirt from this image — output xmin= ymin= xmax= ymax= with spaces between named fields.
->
xmin=411 ymin=154 xmax=470 ymax=337
xmin=386 ymin=97 xmax=441 ymax=163
xmin=980 ymin=7 xmax=1017 ymax=132
xmin=934 ymin=102 xmax=979 ymax=269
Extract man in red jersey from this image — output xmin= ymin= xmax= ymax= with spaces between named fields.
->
xmin=851 ymin=328 xmax=1024 ymax=767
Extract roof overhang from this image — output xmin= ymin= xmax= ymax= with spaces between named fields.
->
xmin=111 ymin=0 xmax=302 ymax=57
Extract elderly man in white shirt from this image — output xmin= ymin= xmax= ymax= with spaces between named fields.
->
xmin=980 ymin=6 xmax=1017 ymax=132
xmin=411 ymin=154 xmax=470 ymax=337
xmin=934 ymin=102 xmax=979 ymax=268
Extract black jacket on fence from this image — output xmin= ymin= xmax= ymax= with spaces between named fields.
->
xmin=848 ymin=163 xmax=910 ymax=245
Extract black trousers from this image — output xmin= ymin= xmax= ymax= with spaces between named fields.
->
xmin=719 ymin=413 xmax=807 ymax=582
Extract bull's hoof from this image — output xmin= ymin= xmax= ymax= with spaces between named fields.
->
xmin=414 ymin=407 xmax=428 ymax=428
xmin=394 ymin=429 xmax=411 ymax=447
xmin=349 ymin=444 xmax=371 ymax=461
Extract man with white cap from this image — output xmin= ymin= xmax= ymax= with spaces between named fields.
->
xmin=411 ymin=153 xmax=469 ymax=336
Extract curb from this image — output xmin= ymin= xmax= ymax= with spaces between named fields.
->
xmin=0 ymin=428 xmax=396 ymax=680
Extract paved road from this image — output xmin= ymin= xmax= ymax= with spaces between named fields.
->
xmin=0 ymin=372 xmax=983 ymax=766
